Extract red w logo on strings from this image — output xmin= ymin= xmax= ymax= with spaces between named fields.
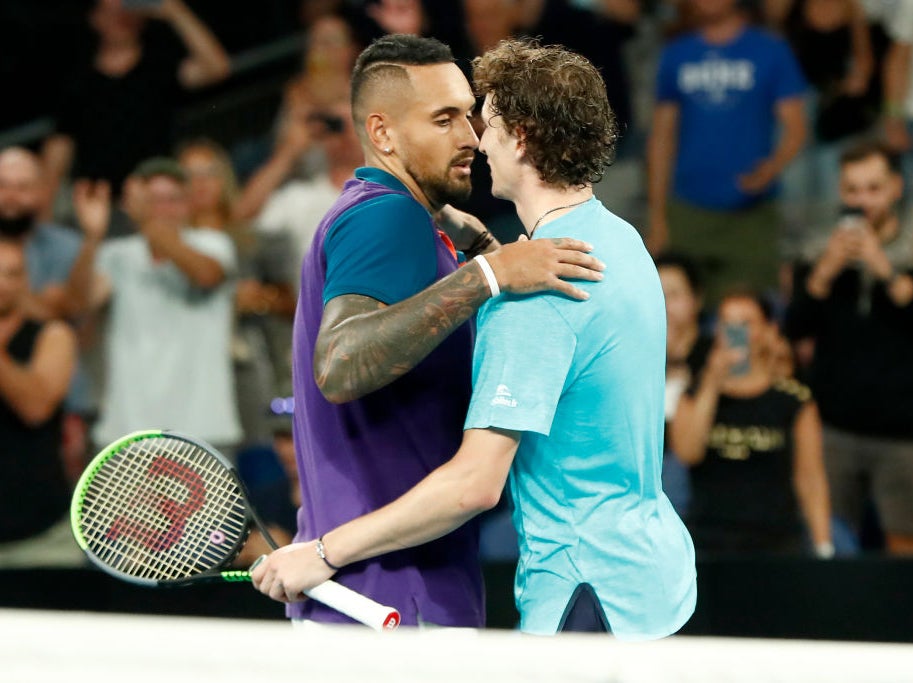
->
xmin=106 ymin=456 xmax=207 ymax=551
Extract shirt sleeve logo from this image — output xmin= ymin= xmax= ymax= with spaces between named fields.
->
xmin=491 ymin=384 xmax=518 ymax=408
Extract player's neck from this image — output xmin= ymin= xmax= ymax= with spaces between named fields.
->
xmin=519 ymin=186 xmax=593 ymax=237
xmin=365 ymin=155 xmax=440 ymax=214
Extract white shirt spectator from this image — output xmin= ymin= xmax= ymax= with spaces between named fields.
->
xmin=92 ymin=228 xmax=241 ymax=447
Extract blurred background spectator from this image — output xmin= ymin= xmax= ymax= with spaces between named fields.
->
xmin=785 ymin=139 xmax=913 ymax=555
xmin=769 ymin=0 xmax=875 ymax=234
xmin=656 ymin=251 xmax=713 ymax=515
xmin=0 ymin=147 xmax=96 ymax=480
xmin=0 ymin=237 xmax=82 ymax=568
xmin=69 ymin=157 xmax=242 ymax=456
xmin=40 ymin=0 xmax=231 ymax=235
xmin=647 ymin=0 xmax=808 ymax=308
xmin=0 ymin=0 xmax=912 ymax=576
xmin=671 ymin=289 xmax=833 ymax=557
xmin=177 ymin=138 xmax=297 ymax=447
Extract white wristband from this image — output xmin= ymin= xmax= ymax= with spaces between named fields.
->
xmin=474 ymin=254 xmax=500 ymax=298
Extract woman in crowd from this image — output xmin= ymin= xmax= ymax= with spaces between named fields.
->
xmin=671 ymin=288 xmax=833 ymax=557
xmin=177 ymin=139 xmax=297 ymax=446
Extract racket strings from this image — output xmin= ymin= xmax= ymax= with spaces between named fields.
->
xmin=78 ymin=436 xmax=249 ymax=582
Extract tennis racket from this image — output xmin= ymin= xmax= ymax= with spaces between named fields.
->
xmin=70 ymin=429 xmax=401 ymax=630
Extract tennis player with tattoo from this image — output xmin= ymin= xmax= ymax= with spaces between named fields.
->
xmin=254 ymin=35 xmax=605 ymax=628
xmin=253 ymin=39 xmax=696 ymax=637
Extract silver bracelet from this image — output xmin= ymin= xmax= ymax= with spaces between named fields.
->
xmin=315 ymin=536 xmax=342 ymax=571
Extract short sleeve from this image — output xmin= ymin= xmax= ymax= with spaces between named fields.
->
xmin=323 ymin=194 xmax=437 ymax=305
xmin=96 ymin=239 xmax=126 ymax=282
xmin=465 ymin=295 xmax=576 ymax=436
xmin=771 ymin=36 xmax=808 ymax=101
xmin=655 ymin=47 xmax=680 ymax=104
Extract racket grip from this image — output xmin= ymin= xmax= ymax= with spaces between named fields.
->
xmin=306 ymin=580 xmax=401 ymax=631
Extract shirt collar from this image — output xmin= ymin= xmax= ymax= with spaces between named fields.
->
xmin=355 ymin=166 xmax=411 ymax=195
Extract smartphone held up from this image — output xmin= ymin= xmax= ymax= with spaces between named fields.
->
xmin=723 ymin=323 xmax=751 ymax=377
xmin=837 ymin=204 xmax=866 ymax=232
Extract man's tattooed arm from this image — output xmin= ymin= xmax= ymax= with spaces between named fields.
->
xmin=314 ymin=260 xmax=490 ymax=404
xmin=313 ymin=236 xmax=604 ymax=403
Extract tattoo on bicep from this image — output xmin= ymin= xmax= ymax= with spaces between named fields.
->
xmin=315 ymin=265 xmax=489 ymax=400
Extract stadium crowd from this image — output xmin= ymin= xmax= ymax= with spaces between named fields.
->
xmin=2 ymin=0 xmax=913 ymax=586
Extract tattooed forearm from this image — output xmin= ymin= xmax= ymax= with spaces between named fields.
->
xmin=314 ymin=260 xmax=491 ymax=403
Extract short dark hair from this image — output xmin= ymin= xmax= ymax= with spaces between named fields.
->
xmin=472 ymin=39 xmax=618 ymax=188
xmin=654 ymin=251 xmax=703 ymax=295
xmin=719 ymin=285 xmax=775 ymax=322
xmin=839 ymin=139 xmax=902 ymax=174
xmin=132 ymin=156 xmax=187 ymax=185
xmin=351 ymin=34 xmax=455 ymax=122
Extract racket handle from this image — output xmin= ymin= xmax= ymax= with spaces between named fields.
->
xmin=306 ymin=580 xmax=401 ymax=631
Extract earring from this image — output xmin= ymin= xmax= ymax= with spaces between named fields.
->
xmin=384 ymin=147 xmax=391 ymax=154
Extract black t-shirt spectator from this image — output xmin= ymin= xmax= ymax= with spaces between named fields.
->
xmin=54 ymin=41 xmax=183 ymax=194
xmin=786 ymin=260 xmax=913 ymax=437
xmin=685 ymin=379 xmax=811 ymax=555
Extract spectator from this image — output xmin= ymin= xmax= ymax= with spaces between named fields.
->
xmin=41 ymin=0 xmax=230 ymax=229
xmin=0 ymin=148 xmax=83 ymax=321
xmin=286 ymin=12 xmax=361 ymax=116
xmin=768 ymin=0 xmax=874 ymax=222
xmin=647 ymin=0 xmax=807 ymax=307
xmin=237 ymin=99 xmax=363 ymax=271
xmin=178 ymin=138 xmax=297 ymax=445
xmin=656 ymin=251 xmax=713 ymax=515
xmin=860 ymin=0 xmax=913 ymax=158
xmin=0 ymin=147 xmax=94 ymax=479
xmin=672 ymin=289 xmax=833 ymax=557
xmin=0 ymin=237 xmax=82 ymax=568
xmin=233 ymin=12 xmax=361 ymax=188
xmin=68 ymin=157 xmax=242 ymax=457
xmin=785 ymin=139 xmax=913 ymax=554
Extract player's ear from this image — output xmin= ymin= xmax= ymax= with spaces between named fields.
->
xmin=366 ymin=113 xmax=394 ymax=156
xmin=515 ymin=128 xmax=526 ymax=160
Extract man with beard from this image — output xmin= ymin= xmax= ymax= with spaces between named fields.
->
xmin=0 ymin=148 xmax=92 ymax=474
xmin=0 ymin=237 xmax=80 ymax=568
xmin=786 ymin=140 xmax=913 ymax=555
xmin=266 ymin=34 xmax=604 ymax=628
xmin=0 ymin=148 xmax=83 ymax=321
xmin=252 ymin=39 xmax=696 ymax=638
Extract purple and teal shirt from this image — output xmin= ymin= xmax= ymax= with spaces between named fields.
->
xmin=287 ymin=167 xmax=483 ymax=627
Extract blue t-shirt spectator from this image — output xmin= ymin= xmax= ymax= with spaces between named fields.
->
xmin=655 ymin=27 xmax=807 ymax=210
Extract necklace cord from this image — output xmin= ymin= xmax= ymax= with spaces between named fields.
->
xmin=530 ymin=198 xmax=590 ymax=235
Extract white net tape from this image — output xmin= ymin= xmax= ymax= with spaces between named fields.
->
xmin=3 ymin=609 xmax=912 ymax=683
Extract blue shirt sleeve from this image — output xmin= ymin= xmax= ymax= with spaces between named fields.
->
xmin=771 ymin=35 xmax=807 ymax=101
xmin=655 ymin=44 xmax=681 ymax=104
xmin=465 ymin=294 xmax=577 ymax=436
xmin=323 ymin=193 xmax=438 ymax=305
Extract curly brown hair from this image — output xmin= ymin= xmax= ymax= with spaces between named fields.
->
xmin=472 ymin=39 xmax=618 ymax=188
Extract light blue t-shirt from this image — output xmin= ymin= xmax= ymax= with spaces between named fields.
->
xmin=655 ymin=26 xmax=807 ymax=210
xmin=465 ymin=199 xmax=697 ymax=638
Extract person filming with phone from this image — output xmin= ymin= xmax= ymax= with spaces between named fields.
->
xmin=785 ymin=139 xmax=913 ymax=555
xmin=671 ymin=289 xmax=833 ymax=558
